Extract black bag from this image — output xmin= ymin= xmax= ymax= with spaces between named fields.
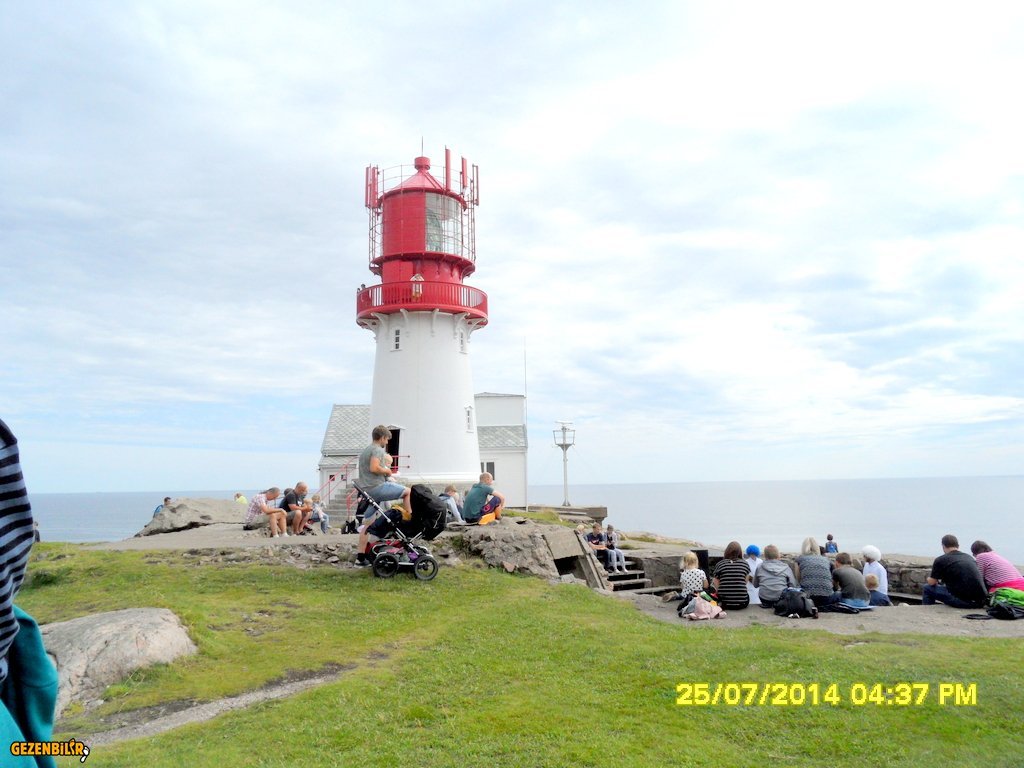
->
xmin=818 ymin=602 xmax=860 ymax=614
xmin=988 ymin=600 xmax=1024 ymax=620
xmin=773 ymin=589 xmax=818 ymax=619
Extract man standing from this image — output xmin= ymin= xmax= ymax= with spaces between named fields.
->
xmin=923 ymin=534 xmax=987 ymax=609
xmin=354 ymin=425 xmax=411 ymax=565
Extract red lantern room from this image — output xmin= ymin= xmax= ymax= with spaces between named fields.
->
xmin=357 ymin=149 xmax=488 ymax=327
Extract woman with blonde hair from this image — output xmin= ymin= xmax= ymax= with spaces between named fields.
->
xmin=794 ymin=537 xmax=837 ymax=606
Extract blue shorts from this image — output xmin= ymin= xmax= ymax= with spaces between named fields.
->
xmin=367 ymin=481 xmax=406 ymax=505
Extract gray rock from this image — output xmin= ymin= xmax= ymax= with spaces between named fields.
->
xmin=460 ymin=520 xmax=559 ymax=579
xmin=41 ymin=608 xmax=197 ymax=717
xmin=137 ymin=498 xmax=249 ymax=536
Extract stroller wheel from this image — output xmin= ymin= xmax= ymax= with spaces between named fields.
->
xmin=413 ymin=555 xmax=439 ymax=581
xmin=372 ymin=552 xmax=400 ymax=579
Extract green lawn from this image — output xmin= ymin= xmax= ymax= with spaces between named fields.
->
xmin=18 ymin=543 xmax=1024 ymax=767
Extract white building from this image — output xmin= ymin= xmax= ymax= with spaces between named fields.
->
xmin=318 ymin=392 xmax=527 ymax=507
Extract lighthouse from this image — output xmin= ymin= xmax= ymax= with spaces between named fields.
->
xmin=356 ymin=149 xmax=487 ymax=488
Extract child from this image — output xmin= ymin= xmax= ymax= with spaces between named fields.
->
xmin=308 ymin=494 xmax=329 ymax=534
xmin=824 ymin=534 xmax=838 ymax=554
xmin=438 ymin=484 xmax=464 ymax=524
xmin=605 ymin=524 xmax=627 ymax=573
xmin=865 ymin=573 xmax=893 ymax=606
xmin=662 ymin=551 xmax=709 ymax=602
xmin=744 ymin=545 xmax=763 ymax=606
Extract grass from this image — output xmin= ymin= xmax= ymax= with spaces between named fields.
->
xmin=19 ymin=543 xmax=1024 ymax=767
xmin=506 ymin=508 xmax=577 ymax=527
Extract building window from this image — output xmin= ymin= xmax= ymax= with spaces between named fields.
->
xmin=465 ymin=406 xmax=474 ymax=432
xmin=393 ymin=329 xmax=401 ymax=350
xmin=480 ymin=461 xmax=496 ymax=479
xmin=458 ymin=329 xmax=466 ymax=353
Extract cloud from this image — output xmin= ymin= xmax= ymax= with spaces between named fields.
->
xmin=3 ymin=2 xmax=1024 ymax=490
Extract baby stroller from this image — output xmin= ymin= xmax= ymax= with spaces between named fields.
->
xmin=355 ymin=484 xmax=447 ymax=581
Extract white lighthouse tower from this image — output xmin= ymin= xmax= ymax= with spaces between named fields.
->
xmin=356 ymin=149 xmax=487 ymax=487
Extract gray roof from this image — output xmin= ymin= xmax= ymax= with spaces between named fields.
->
xmin=478 ymin=424 xmax=527 ymax=450
xmin=320 ymin=405 xmax=371 ymax=455
xmin=321 ymin=403 xmax=527 ymax=455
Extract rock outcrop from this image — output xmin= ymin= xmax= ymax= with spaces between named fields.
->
xmin=41 ymin=608 xmax=197 ymax=716
xmin=137 ymin=498 xmax=247 ymax=536
xmin=457 ymin=520 xmax=560 ymax=579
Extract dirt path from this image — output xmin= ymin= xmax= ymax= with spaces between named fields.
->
xmin=87 ymin=664 xmax=354 ymax=746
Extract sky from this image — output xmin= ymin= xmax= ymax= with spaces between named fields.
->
xmin=2 ymin=1 xmax=1023 ymax=493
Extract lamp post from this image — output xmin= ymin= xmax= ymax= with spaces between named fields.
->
xmin=553 ymin=422 xmax=575 ymax=507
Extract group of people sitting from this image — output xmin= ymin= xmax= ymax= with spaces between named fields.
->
xmin=436 ymin=475 xmax=506 ymax=527
xmin=243 ymin=482 xmax=330 ymax=538
xmin=661 ymin=533 xmax=1024 ymax=613
xmin=242 ymin=424 xmax=509 ymax=551
xmin=580 ymin=522 xmax=629 ymax=573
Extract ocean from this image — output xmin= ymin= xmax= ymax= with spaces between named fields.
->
xmin=27 ymin=477 xmax=1024 ymax=564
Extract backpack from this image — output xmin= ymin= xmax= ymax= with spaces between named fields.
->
xmin=991 ymin=587 xmax=1024 ymax=609
xmin=773 ymin=589 xmax=818 ymax=619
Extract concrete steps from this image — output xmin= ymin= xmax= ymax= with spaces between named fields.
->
xmin=608 ymin=576 xmax=652 ymax=591
xmin=605 ymin=558 xmax=654 ymax=592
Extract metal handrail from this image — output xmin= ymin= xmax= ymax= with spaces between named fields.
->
xmin=356 ymin=280 xmax=488 ymax=322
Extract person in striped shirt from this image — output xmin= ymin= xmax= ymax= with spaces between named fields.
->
xmin=970 ymin=541 xmax=1024 ymax=592
xmin=1 ymin=418 xmax=59 ymax=764
xmin=712 ymin=541 xmax=751 ymax=610
xmin=0 ymin=419 xmax=37 ymax=685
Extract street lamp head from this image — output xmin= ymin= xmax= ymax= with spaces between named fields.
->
xmin=553 ymin=421 xmax=575 ymax=448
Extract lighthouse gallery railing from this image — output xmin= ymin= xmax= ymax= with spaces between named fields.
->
xmin=356 ymin=280 xmax=488 ymax=323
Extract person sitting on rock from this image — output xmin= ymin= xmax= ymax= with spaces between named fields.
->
xmin=438 ymin=484 xmax=465 ymax=524
xmin=243 ymin=487 xmax=288 ymax=538
xmin=463 ymin=472 xmax=504 ymax=525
